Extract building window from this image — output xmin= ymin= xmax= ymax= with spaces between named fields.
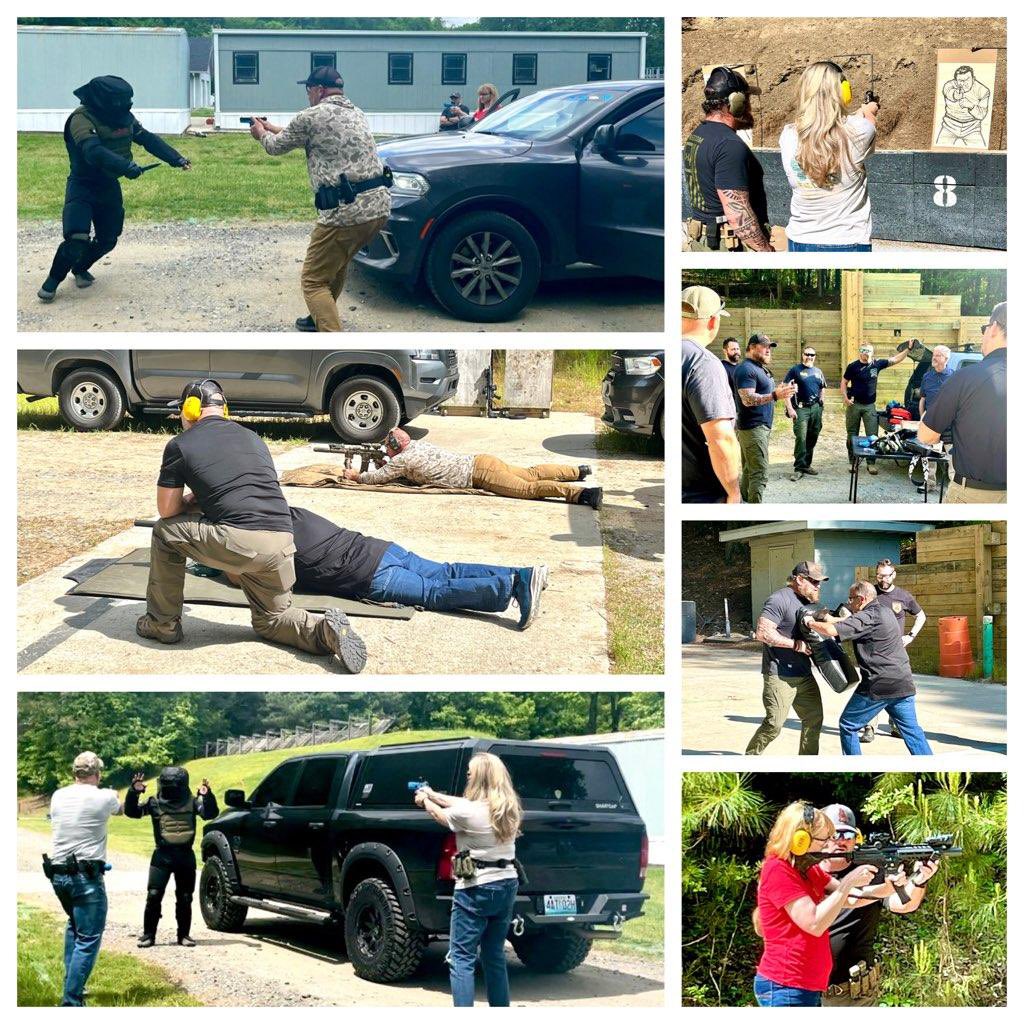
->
xmin=442 ymin=52 xmax=467 ymax=85
xmin=388 ymin=52 xmax=413 ymax=85
xmin=512 ymin=53 xmax=537 ymax=86
xmin=232 ymin=52 xmax=259 ymax=85
xmin=311 ymin=52 xmax=336 ymax=73
xmin=588 ymin=53 xmax=613 ymax=81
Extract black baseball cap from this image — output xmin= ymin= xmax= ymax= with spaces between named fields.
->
xmin=168 ymin=378 xmax=227 ymax=410
xmin=705 ymin=66 xmax=749 ymax=102
xmin=748 ymin=332 xmax=777 ymax=349
xmin=792 ymin=560 xmax=829 ymax=584
xmin=450 ymin=91 xmax=462 ymax=98
xmin=299 ymin=66 xmax=344 ymax=88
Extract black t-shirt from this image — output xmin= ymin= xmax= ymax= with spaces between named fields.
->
xmin=835 ymin=601 xmax=916 ymax=700
xmin=289 ymin=507 xmax=390 ymax=599
xmin=683 ymin=120 xmax=769 ymax=226
xmin=922 ymin=348 xmax=1006 ymax=487
xmin=681 ymin=337 xmax=738 ymax=503
xmin=875 ymin=585 xmax=922 ymax=632
xmin=843 ymin=358 xmax=890 ymax=405
xmin=828 ymin=863 xmax=885 ymax=983
xmin=784 ymin=364 xmax=827 ymax=406
xmin=733 ymin=358 xmax=776 ymax=430
xmin=157 ymin=418 xmax=292 ymax=533
xmin=760 ymin=586 xmax=814 ymax=677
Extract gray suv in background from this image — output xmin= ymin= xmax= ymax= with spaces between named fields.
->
xmin=17 ymin=349 xmax=459 ymax=443
xmin=601 ymin=350 xmax=664 ymax=441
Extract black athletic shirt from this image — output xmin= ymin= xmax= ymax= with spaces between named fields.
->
xmin=835 ymin=601 xmax=916 ymax=700
xmin=875 ymin=586 xmax=922 ymax=632
xmin=828 ymin=863 xmax=885 ymax=983
xmin=158 ymin=418 xmax=292 ymax=533
xmin=683 ymin=120 xmax=769 ymax=226
xmin=289 ymin=507 xmax=390 ymax=599
xmin=843 ymin=358 xmax=890 ymax=405
xmin=759 ymin=586 xmax=814 ymax=678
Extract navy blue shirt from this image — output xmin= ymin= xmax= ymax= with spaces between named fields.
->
xmin=733 ymin=358 xmax=776 ymax=430
xmin=784 ymin=364 xmax=827 ymax=406
xmin=919 ymin=366 xmax=953 ymax=412
xmin=843 ymin=358 xmax=891 ymax=405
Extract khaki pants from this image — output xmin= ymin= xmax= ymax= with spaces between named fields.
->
xmin=144 ymin=515 xmax=329 ymax=654
xmin=846 ymin=402 xmax=878 ymax=465
xmin=301 ymin=217 xmax=388 ymax=332
xmin=944 ymin=480 xmax=1007 ymax=504
xmin=737 ymin=425 xmax=770 ymax=503
xmin=471 ymin=454 xmax=582 ymax=501
xmin=745 ymin=673 xmax=823 ymax=755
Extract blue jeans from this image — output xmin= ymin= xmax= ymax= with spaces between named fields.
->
xmin=50 ymin=873 xmax=108 ymax=1006
xmin=839 ymin=693 xmax=933 ymax=755
xmin=788 ymin=240 xmax=872 ymax=252
xmin=367 ymin=543 xmax=516 ymax=613
xmin=754 ymin=974 xmax=822 ymax=1006
xmin=448 ymin=879 xmax=518 ymax=1007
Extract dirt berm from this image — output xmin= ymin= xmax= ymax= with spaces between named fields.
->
xmin=682 ymin=17 xmax=1007 ymax=151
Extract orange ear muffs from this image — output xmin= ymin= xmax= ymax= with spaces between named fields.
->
xmin=182 ymin=396 xmax=203 ymax=422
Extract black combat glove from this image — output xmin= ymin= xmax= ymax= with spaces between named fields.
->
xmin=177 ymin=157 xmax=192 ymax=169
xmin=124 ymin=162 xmax=144 ymax=179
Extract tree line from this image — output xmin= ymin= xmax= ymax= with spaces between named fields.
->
xmin=17 ymin=691 xmax=663 ymax=792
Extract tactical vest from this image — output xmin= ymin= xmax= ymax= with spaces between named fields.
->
xmin=64 ymin=106 xmax=134 ymax=179
xmin=151 ymin=797 xmax=197 ymax=846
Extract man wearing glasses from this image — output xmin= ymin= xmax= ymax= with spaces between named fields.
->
xmin=783 ymin=347 xmax=827 ymax=482
xmin=746 ymin=561 xmax=826 ymax=756
xmin=917 ymin=302 xmax=1007 ymax=503
xmin=841 ymin=343 xmax=910 ymax=475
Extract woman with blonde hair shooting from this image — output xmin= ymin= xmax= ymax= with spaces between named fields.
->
xmin=754 ymin=801 xmax=877 ymax=1006
xmin=415 ymin=752 xmax=523 ymax=1006
xmin=780 ymin=61 xmax=879 ymax=251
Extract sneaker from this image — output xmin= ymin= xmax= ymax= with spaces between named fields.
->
xmin=802 ymin=467 xmax=819 ymax=476
xmin=73 ymin=270 xmax=95 ymax=288
xmin=137 ymin=935 xmax=155 ymax=948
xmin=859 ymin=725 xmax=875 ymax=744
xmin=889 ymin=722 xmax=902 ymax=739
xmin=322 ymin=608 xmax=367 ymax=674
xmin=536 ymin=564 xmax=550 ymax=591
xmin=178 ymin=935 xmax=197 ymax=947
xmin=295 ymin=315 xmax=317 ymax=332
xmin=578 ymin=486 xmax=603 ymax=510
xmin=789 ymin=471 xmax=802 ymax=482
xmin=577 ymin=464 xmax=593 ymax=480
xmin=867 ymin=464 xmax=879 ymax=475
xmin=37 ymin=276 xmax=60 ymax=302
xmin=512 ymin=567 xmax=544 ymax=630
xmin=135 ymin=615 xmax=183 ymax=644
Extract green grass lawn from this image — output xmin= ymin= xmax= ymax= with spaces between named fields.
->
xmin=18 ymin=903 xmax=200 ymax=1006
xmin=19 ymin=132 xmax=316 ymax=221
xmin=618 ymin=866 xmax=663 ymax=962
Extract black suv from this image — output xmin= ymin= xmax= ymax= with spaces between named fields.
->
xmin=601 ymin=350 xmax=665 ymax=440
xmin=199 ymin=738 xmax=648 ymax=982
xmin=356 ymin=81 xmax=665 ymax=323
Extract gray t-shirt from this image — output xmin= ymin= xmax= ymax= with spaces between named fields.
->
xmin=760 ymin=586 xmax=815 ymax=678
xmin=835 ymin=601 xmax=915 ymax=701
xmin=444 ymin=797 xmax=517 ymax=890
xmin=50 ymin=784 xmax=122 ymax=862
xmin=682 ymin=335 xmax=737 ymax=503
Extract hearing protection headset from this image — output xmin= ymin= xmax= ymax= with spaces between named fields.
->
xmin=825 ymin=61 xmax=853 ymax=107
xmin=180 ymin=379 xmax=228 ymax=423
xmin=790 ymin=802 xmax=817 ymax=856
xmin=706 ymin=66 xmax=750 ymax=116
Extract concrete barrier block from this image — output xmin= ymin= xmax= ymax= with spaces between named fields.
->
xmin=974 ymin=187 xmax=1007 ymax=249
xmin=975 ymin=154 xmax=1007 ymax=186
xmin=867 ymin=151 xmax=914 ymax=183
xmin=870 ymin=184 xmax=916 ymax=242
xmin=914 ymin=183 xmax=975 ymax=246
xmin=915 ymin=151 xmax=976 ymax=186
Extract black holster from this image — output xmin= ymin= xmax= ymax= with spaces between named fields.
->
xmin=315 ymin=167 xmax=393 ymax=210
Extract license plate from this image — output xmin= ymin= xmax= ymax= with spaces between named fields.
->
xmin=543 ymin=894 xmax=577 ymax=915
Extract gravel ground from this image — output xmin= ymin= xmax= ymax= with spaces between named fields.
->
xmin=17 ymin=221 xmax=664 ymax=333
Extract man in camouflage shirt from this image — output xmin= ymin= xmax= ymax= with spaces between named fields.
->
xmin=343 ymin=429 xmax=604 ymax=508
xmin=249 ymin=66 xmax=391 ymax=332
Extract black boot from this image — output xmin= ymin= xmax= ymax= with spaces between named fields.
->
xmin=137 ymin=934 xmax=155 ymax=948
xmin=577 ymin=486 xmax=603 ymax=510
xmin=73 ymin=270 xmax=96 ymax=288
xmin=295 ymin=315 xmax=317 ymax=332
xmin=578 ymin=464 xmax=593 ymax=480
xmin=178 ymin=935 xmax=197 ymax=947
xmin=37 ymin=276 xmax=60 ymax=302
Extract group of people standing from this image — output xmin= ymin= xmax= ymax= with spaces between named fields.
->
xmin=438 ymin=85 xmax=503 ymax=130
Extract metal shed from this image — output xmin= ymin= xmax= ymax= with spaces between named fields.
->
xmin=17 ymin=25 xmax=191 ymax=133
xmin=212 ymin=28 xmax=647 ymax=134
xmin=718 ymin=521 xmax=933 ymax=615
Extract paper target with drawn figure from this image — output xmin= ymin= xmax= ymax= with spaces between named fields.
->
xmin=931 ymin=48 xmax=998 ymax=150
xmin=701 ymin=64 xmax=758 ymax=148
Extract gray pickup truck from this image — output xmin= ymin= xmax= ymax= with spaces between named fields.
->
xmin=17 ymin=349 xmax=459 ymax=443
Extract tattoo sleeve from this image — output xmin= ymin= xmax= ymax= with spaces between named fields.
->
xmin=756 ymin=615 xmax=796 ymax=649
xmin=718 ymin=188 xmax=772 ymax=251
xmin=738 ymin=387 xmax=775 ymax=407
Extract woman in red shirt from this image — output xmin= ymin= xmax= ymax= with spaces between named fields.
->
xmin=754 ymin=802 xmax=877 ymax=1006
xmin=474 ymin=83 xmax=500 ymax=122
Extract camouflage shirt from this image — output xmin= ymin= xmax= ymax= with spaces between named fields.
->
xmin=260 ymin=94 xmax=392 ymax=228
xmin=358 ymin=442 xmax=475 ymax=488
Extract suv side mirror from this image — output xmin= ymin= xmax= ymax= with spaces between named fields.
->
xmin=593 ymin=124 xmax=616 ymax=157
xmin=225 ymin=789 xmax=249 ymax=809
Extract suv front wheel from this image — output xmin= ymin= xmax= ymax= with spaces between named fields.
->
xmin=426 ymin=211 xmax=541 ymax=323
xmin=199 ymin=855 xmax=248 ymax=932
xmin=511 ymin=930 xmax=593 ymax=972
xmin=344 ymin=877 xmax=426 ymax=982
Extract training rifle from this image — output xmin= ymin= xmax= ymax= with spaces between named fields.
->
xmin=311 ymin=442 xmax=389 ymax=471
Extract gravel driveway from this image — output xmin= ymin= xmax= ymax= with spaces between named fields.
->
xmin=18 ymin=221 xmax=664 ymax=333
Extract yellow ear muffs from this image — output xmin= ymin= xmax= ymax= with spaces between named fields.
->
xmin=728 ymin=91 xmax=747 ymax=116
xmin=790 ymin=803 xmax=816 ymax=856
xmin=182 ymin=396 xmax=203 ymax=422
xmin=840 ymin=77 xmax=853 ymax=106
xmin=854 ymin=829 xmax=864 ymax=846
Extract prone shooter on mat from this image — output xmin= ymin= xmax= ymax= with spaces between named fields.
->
xmin=126 ymin=767 xmax=218 ymax=948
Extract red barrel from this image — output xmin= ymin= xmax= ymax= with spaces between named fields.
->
xmin=938 ymin=616 xmax=974 ymax=678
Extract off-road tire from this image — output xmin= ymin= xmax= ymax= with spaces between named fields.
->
xmin=199 ymin=855 xmax=248 ymax=932
xmin=329 ymin=376 xmax=402 ymax=443
xmin=344 ymin=877 xmax=426 ymax=982
xmin=57 ymin=367 xmax=127 ymax=432
xmin=511 ymin=930 xmax=593 ymax=973
xmin=426 ymin=211 xmax=541 ymax=323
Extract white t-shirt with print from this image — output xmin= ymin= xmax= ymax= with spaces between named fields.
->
xmin=443 ymin=797 xmax=517 ymax=890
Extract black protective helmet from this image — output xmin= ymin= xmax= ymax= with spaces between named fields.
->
xmin=73 ymin=75 xmax=134 ymax=127
xmin=158 ymin=766 xmax=190 ymax=798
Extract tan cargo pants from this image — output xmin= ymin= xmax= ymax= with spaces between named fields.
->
xmin=144 ymin=514 xmax=330 ymax=654
xmin=944 ymin=480 xmax=1006 ymax=504
xmin=301 ymin=216 xmax=388 ymax=332
xmin=471 ymin=455 xmax=583 ymax=501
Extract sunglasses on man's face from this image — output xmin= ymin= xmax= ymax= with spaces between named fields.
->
xmin=803 ymin=352 xmax=816 ymax=357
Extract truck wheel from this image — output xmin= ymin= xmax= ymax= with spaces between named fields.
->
xmin=199 ymin=856 xmax=248 ymax=932
xmin=344 ymin=877 xmax=426 ymax=982
xmin=57 ymin=367 xmax=127 ymax=432
xmin=511 ymin=930 xmax=593 ymax=973
xmin=426 ymin=211 xmax=541 ymax=323
xmin=329 ymin=376 xmax=401 ymax=443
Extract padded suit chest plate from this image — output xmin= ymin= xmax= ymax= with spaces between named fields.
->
xmin=64 ymin=106 xmax=134 ymax=176
xmin=152 ymin=799 xmax=197 ymax=846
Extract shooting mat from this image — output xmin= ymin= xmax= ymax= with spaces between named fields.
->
xmin=281 ymin=464 xmax=490 ymax=496
xmin=64 ymin=549 xmax=415 ymax=620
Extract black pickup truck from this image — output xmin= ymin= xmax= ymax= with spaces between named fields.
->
xmin=199 ymin=737 xmax=648 ymax=982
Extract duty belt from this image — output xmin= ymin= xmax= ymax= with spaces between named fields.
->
xmin=952 ymin=474 xmax=1004 ymax=491
xmin=42 ymin=853 xmax=107 ymax=879
xmin=315 ymin=167 xmax=394 ymax=210
xmin=827 ymin=961 xmax=881 ymax=1000
xmin=796 ymin=400 xmax=822 ymax=408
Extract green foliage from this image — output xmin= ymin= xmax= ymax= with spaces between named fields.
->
xmin=682 ymin=772 xmax=1006 ymax=1007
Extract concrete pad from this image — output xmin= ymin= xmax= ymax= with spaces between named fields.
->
xmin=17 ymin=412 xmax=627 ymax=676
xmin=682 ymin=645 xmax=1006 ymax=756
